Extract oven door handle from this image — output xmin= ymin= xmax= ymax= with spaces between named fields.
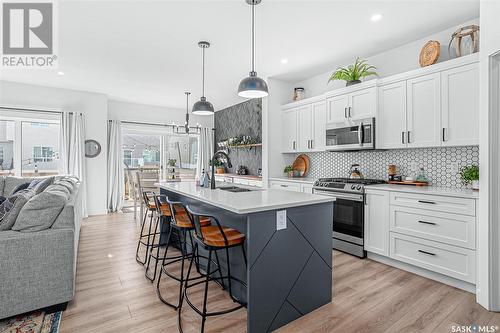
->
xmin=313 ymin=189 xmax=364 ymax=202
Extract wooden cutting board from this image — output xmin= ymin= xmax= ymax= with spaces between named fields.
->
xmin=292 ymin=154 xmax=310 ymax=177
xmin=388 ymin=181 xmax=429 ymax=187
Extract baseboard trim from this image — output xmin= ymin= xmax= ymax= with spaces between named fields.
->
xmin=367 ymin=252 xmax=476 ymax=294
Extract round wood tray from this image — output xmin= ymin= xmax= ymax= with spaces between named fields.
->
xmin=292 ymin=154 xmax=310 ymax=177
xmin=419 ymin=40 xmax=440 ymax=67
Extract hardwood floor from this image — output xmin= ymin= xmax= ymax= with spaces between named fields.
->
xmin=60 ymin=213 xmax=500 ymax=333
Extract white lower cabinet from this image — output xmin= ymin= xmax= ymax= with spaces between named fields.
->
xmin=365 ymin=188 xmax=477 ymax=285
xmin=364 ymin=190 xmax=390 ymax=256
xmin=268 ymin=180 xmax=315 ymax=193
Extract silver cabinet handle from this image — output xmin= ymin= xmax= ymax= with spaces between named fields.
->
xmin=292 ymin=141 xmax=296 ymax=150
xmin=418 ymin=200 xmax=436 ymax=205
xmin=418 ymin=249 xmax=436 ymax=256
xmin=442 ymin=128 xmax=446 ymax=142
xmin=418 ymin=220 xmax=437 ymax=226
xmin=280 ymin=184 xmax=288 ymax=187
xmin=311 ymin=139 xmax=314 ymax=149
xmin=407 ymin=131 xmax=411 ymax=144
xmin=344 ymin=107 xmax=347 ymax=118
xmin=402 ymin=131 xmax=405 ymax=144
xmin=348 ymin=106 xmax=352 ymax=118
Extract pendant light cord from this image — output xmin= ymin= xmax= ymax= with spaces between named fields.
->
xmin=202 ymin=46 xmax=206 ymax=97
xmin=251 ymin=1 xmax=255 ymax=73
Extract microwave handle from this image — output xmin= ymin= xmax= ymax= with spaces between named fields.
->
xmin=358 ymin=122 xmax=363 ymax=146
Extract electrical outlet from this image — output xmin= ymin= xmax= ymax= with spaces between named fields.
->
xmin=450 ymin=162 xmax=460 ymax=174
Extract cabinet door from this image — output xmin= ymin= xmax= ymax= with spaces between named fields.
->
xmin=377 ymin=82 xmax=407 ymax=149
xmin=326 ymin=94 xmax=349 ymax=123
xmin=282 ymin=109 xmax=298 ymax=152
xmin=406 ymin=73 xmax=441 ymax=148
xmin=364 ymin=190 xmax=390 ymax=256
xmin=348 ymin=87 xmax=377 ymax=119
xmin=297 ymin=105 xmax=313 ymax=151
xmin=441 ymin=63 xmax=479 ymax=146
xmin=311 ymin=101 xmax=326 ymax=151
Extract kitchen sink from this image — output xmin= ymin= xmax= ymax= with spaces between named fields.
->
xmin=218 ymin=186 xmax=253 ymax=193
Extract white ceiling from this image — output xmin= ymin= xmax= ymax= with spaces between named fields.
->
xmin=1 ymin=0 xmax=479 ymax=110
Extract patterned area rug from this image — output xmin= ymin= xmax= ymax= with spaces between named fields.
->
xmin=0 ymin=311 xmax=61 ymax=333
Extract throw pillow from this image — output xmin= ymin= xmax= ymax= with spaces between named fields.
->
xmin=31 ymin=176 xmax=55 ymax=194
xmin=12 ymin=187 xmax=68 ymax=232
xmin=0 ymin=189 xmax=35 ymax=231
xmin=9 ymin=182 xmax=30 ymax=195
xmin=0 ymin=196 xmax=5 ymax=205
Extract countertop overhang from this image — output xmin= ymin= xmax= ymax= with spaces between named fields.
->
xmin=155 ymin=181 xmax=335 ymax=214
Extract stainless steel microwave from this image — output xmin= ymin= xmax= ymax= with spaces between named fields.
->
xmin=325 ymin=118 xmax=375 ymax=151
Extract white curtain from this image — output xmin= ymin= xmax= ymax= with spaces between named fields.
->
xmin=60 ymin=112 xmax=88 ymax=218
xmin=107 ymin=120 xmax=124 ymax=212
xmin=197 ymin=127 xmax=214 ymax=179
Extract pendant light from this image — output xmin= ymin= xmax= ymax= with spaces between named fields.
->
xmin=238 ymin=0 xmax=268 ymax=98
xmin=192 ymin=41 xmax=214 ymax=115
xmin=184 ymin=91 xmax=191 ymax=134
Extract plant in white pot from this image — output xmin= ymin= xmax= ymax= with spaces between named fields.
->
xmin=460 ymin=164 xmax=479 ymax=190
xmin=328 ymin=58 xmax=378 ymax=86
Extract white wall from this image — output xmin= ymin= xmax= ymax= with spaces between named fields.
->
xmin=108 ymin=100 xmax=214 ymax=129
xmin=293 ymin=18 xmax=479 ymax=97
xmin=478 ymin=0 xmax=500 ymax=311
xmin=0 ymin=80 xmax=108 ymax=215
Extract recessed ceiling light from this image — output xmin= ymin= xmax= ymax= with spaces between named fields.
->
xmin=281 ymin=58 xmax=288 ymax=64
xmin=371 ymin=14 xmax=382 ymax=22
xmin=57 ymin=71 xmax=65 ymax=76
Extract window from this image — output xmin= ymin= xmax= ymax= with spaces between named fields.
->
xmin=123 ymin=149 xmax=132 ymax=167
xmin=0 ymin=120 xmax=15 ymax=176
xmin=33 ymin=146 xmax=55 ymax=162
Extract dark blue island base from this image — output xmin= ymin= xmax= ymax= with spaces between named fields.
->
xmin=161 ymin=188 xmax=333 ymax=333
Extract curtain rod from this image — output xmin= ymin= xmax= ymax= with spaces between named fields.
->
xmin=0 ymin=106 xmax=63 ymax=114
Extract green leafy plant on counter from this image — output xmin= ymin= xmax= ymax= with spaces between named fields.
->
xmin=167 ymin=159 xmax=177 ymax=167
xmin=328 ymin=58 xmax=378 ymax=86
xmin=209 ymin=158 xmax=222 ymax=167
xmin=283 ymin=165 xmax=293 ymax=173
xmin=460 ymin=165 xmax=479 ymax=185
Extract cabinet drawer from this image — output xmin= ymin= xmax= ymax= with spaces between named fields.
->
xmin=390 ymin=233 xmax=475 ymax=283
xmin=390 ymin=206 xmax=475 ymax=249
xmin=389 ymin=192 xmax=475 ymax=216
xmin=269 ymin=181 xmax=301 ymax=192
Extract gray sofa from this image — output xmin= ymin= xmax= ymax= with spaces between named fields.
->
xmin=0 ymin=176 xmax=82 ymax=319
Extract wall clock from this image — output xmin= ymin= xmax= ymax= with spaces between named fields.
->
xmin=85 ymin=139 xmax=102 ymax=158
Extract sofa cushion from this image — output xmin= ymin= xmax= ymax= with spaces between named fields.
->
xmin=31 ymin=176 xmax=55 ymax=194
xmin=3 ymin=177 xmax=34 ymax=197
xmin=55 ymin=178 xmax=76 ymax=193
xmin=0 ymin=189 xmax=35 ymax=231
xmin=12 ymin=186 xmax=68 ymax=232
xmin=10 ymin=182 xmax=30 ymax=195
xmin=0 ymin=196 xmax=5 ymax=205
xmin=0 ymin=177 xmax=5 ymax=196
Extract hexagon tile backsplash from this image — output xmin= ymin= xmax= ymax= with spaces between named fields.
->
xmin=299 ymin=146 xmax=479 ymax=188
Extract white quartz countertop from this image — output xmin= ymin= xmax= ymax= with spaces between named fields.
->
xmin=155 ymin=181 xmax=335 ymax=214
xmin=365 ymin=184 xmax=479 ymax=199
xmin=269 ymin=177 xmax=316 ymax=184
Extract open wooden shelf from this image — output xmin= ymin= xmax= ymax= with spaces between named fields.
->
xmin=226 ymin=143 xmax=262 ymax=149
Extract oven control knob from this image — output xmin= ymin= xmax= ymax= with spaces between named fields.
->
xmin=357 ymin=185 xmax=362 ymax=190
xmin=322 ymin=183 xmax=328 ymax=187
xmin=351 ymin=185 xmax=356 ymax=190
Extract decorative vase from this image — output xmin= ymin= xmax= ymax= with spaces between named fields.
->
xmin=346 ymin=80 xmax=361 ymax=87
xmin=472 ymin=180 xmax=479 ymax=191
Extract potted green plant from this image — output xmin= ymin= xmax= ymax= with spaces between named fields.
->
xmin=328 ymin=58 xmax=378 ymax=86
xmin=210 ymin=159 xmax=225 ymax=174
xmin=168 ymin=159 xmax=176 ymax=167
xmin=284 ymin=165 xmax=294 ymax=178
xmin=460 ymin=164 xmax=479 ymax=190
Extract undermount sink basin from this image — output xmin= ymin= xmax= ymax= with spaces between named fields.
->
xmin=218 ymin=186 xmax=253 ymax=193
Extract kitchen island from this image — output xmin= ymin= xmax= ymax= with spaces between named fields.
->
xmin=156 ymin=181 xmax=335 ymax=333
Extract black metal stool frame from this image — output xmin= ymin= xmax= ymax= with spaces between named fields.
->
xmin=135 ymin=191 xmax=160 ymax=265
xmin=178 ymin=205 xmax=247 ymax=333
xmin=155 ymin=197 xmax=225 ymax=310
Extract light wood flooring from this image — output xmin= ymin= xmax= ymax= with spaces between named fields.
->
xmin=60 ymin=213 xmax=500 ymax=333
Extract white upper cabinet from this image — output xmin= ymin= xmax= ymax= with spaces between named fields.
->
xmin=282 ymin=98 xmax=326 ymax=153
xmin=406 ymin=73 xmax=442 ymax=148
xmin=311 ymin=101 xmax=326 ymax=151
xmin=326 ymin=94 xmax=349 ymax=123
xmin=297 ymin=105 xmax=313 ymax=151
xmin=348 ymin=87 xmax=377 ymax=120
xmin=441 ymin=63 xmax=479 ymax=146
xmin=282 ymin=109 xmax=298 ymax=153
xmin=377 ymin=81 xmax=407 ymax=149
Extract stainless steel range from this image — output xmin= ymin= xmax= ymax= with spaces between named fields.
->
xmin=313 ymin=178 xmax=386 ymax=258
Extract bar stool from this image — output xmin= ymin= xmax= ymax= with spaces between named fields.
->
xmin=179 ymin=206 xmax=247 ymax=333
xmin=135 ymin=191 xmax=158 ymax=265
xmin=144 ymin=194 xmax=171 ymax=282
xmin=156 ymin=198 xmax=219 ymax=309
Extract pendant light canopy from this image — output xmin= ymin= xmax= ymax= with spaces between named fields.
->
xmin=192 ymin=41 xmax=214 ymax=115
xmin=238 ymin=0 xmax=268 ymax=99
xmin=184 ymin=91 xmax=191 ymax=134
